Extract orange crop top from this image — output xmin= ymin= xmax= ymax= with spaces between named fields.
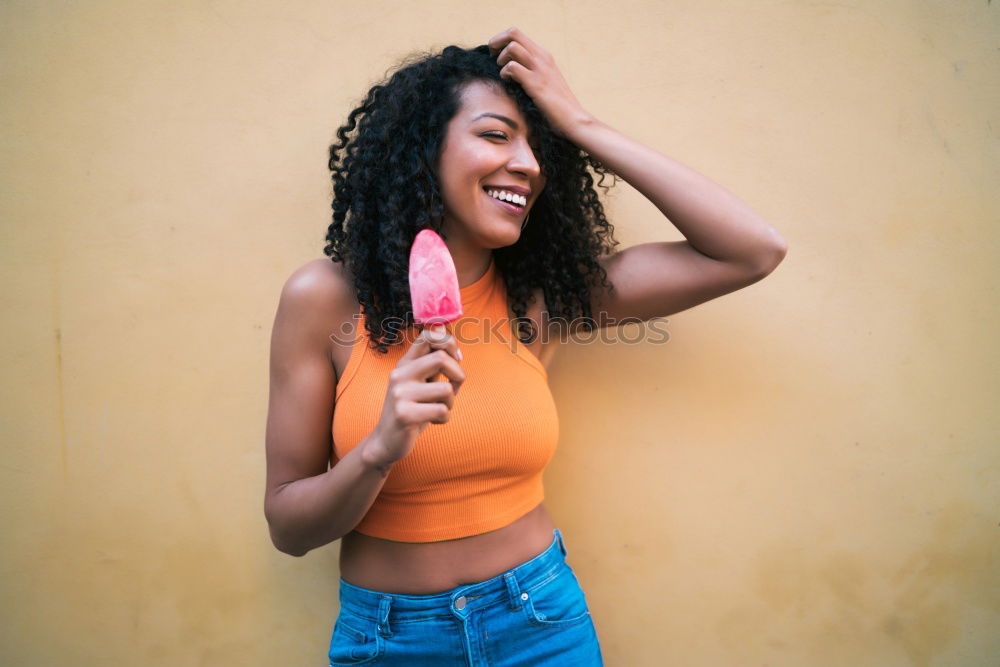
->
xmin=331 ymin=256 xmax=560 ymax=542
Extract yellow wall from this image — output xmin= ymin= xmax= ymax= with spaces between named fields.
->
xmin=2 ymin=1 xmax=997 ymax=665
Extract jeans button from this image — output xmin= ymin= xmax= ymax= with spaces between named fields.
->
xmin=455 ymin=596 xmax=467 ymax=610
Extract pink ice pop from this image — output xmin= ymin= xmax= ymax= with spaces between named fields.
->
xmin=409 ymin=230 xmax=463 ymax=338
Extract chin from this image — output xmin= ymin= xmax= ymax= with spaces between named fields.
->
xmin=487 ymin=224 xmax=523 ymax=248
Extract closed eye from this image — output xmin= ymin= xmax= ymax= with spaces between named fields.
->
xmin=481 ymin=131 xmax=508 ymax=140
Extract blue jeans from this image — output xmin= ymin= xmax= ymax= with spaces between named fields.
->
xmin=328 ymin=528 xmax=604 ymax=666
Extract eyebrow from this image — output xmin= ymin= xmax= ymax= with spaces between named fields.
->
xmin=471 ymin=112 xmax=520 ymax=130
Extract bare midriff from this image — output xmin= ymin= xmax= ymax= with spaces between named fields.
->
xmin=338 ymin=503 xmax=556 ymax=595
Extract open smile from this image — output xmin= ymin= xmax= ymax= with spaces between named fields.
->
xmin=483 ymin=189 xmax=526 ymax=217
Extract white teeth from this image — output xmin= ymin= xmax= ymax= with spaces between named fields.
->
xmin=487 ymin=189 xmax=527 ymax=207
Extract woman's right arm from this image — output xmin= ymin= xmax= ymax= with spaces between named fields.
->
xmin=263 ymin=260 xmax=465 ymax=557
xmin=263 ymin=261 xmax=392 ymax=556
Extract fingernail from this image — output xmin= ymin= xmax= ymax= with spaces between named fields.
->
xmin=457 ymin=349 xmax=464 ymax=361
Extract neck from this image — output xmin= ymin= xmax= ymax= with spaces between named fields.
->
xmin=438 ymin=225 xmax=494 ymax=288
xmin=454 ymin=252 xmax=493 ymax=288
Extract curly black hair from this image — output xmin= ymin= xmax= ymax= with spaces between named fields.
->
xmin=324 ymin=43 xmax=620 ymax=354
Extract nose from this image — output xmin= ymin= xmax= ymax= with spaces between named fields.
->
xmin=507 ymin=138 xmax=541 ymax=179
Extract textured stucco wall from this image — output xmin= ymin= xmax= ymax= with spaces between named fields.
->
xmin=2 ymin=1 xmax=997 ymax=665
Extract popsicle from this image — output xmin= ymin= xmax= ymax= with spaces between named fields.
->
xmin=408 ymin=229 xmax=463 ymax=345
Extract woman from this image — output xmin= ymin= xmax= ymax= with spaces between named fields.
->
xmin=264 ymin=27 xmax=787 ymax=666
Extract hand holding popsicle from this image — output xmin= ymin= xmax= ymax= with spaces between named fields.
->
xmin=409 ymin=228 xmax=467 ymax=379
xmin=366 ymin=335 xmax=466 ymax=468
xmin=361 ymin=230 xmax=468 ymax=469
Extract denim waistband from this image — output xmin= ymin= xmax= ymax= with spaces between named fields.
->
xmin=337 ymin=528 xmax=568 ymax=626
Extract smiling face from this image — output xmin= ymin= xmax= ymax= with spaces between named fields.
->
xmin=435 ymin=79 xmax=546 ymax=248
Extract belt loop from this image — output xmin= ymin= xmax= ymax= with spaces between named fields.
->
xmin=503 ymin=572 xmax=523 ymax=611
xmin=376 ymin=595 xmax=393 ymax=638
xmin=555 ymin=528 xmax=568 ymax=557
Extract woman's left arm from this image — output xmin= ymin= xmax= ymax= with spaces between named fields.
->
xmin=490 ymin=27 xmax=788 ymax=325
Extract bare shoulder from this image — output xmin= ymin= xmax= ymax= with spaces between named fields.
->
xmin=279 ymin=258 xmax=360 ymax=321
xmin=281 ymin=258 xmax=354 ymax=303
xmin=274 ymin=258 xmax=360 ymax=366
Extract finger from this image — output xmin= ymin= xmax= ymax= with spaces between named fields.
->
xmin=488 ymin=38 xmax=507 ymax=57
xmin=426 ymin=330 xmax=463 ymax=362
xmin=496 ymin=41 xmax=535 ymax=70
xmin=401 ymin=401 xmax=450 ymax=426
xmin=487 ymin=26 xmax=516 ymax=54
xmin=401 ymin=380 xmax=455 ymax=410
xmin=422 ymin=348 xmax=466 ymax=398
xmin=499 ymin=60 xmax=531 ymax=83
xmin=505 ymin=27 xmax=545 ymax=56
xmin=400 ymin=334 xmax=432 ymax=362
xmin=413 ymin=349 xmax=466 ymax=386
xmin=419 ymin=325 xmax=462 ymax=362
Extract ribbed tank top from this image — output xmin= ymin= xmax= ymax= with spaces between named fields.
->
xmin=331 ymin=256 xmax=560 ymax=542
